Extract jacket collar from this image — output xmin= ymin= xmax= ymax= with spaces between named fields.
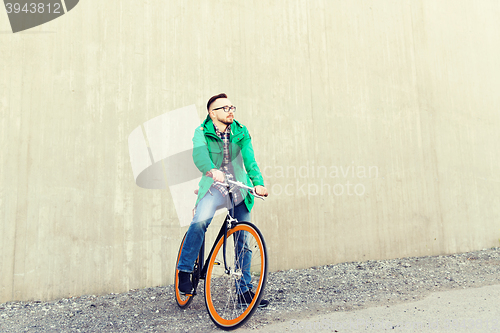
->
xmin=202 ymin=114 xmax=243 ymax=136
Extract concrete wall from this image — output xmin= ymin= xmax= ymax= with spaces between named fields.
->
xmin=1 ymin=0 xmax=499 ymax=302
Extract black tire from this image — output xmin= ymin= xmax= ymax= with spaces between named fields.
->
xmin=204 ymin=222 xmax=268 ymax=330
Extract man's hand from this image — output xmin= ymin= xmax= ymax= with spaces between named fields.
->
xmin=254 ymin=185 xmax=268 ymax=197
xmin=208 ymin=169 xmax=225 ymax=182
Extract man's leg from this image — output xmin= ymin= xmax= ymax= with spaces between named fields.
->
xmin=233 ymin=203 xmax=269 ymax=307
xmin=177 ymin=190 xmax=225 ymax=273
xmin=233 ymin=203 xmax=252 ymax=293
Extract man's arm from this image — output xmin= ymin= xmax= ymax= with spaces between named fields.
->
xmin=240 ymin=132 xmax=264 ymax=186
xmin=192 ymin=127 xmax=215 ymax=174
xmin=239 ymin=128 xmax=268 ymax=196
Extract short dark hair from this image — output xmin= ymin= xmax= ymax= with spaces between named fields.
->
xmin=207 ymin=93 xmax=228 ymax=111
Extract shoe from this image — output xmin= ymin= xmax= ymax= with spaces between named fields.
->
xmin=177 ymin=271 xmax=193 ymax=295
xmin=237 ymin=290 xmax=269 ymax=308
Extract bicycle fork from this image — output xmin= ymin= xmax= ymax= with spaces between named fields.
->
xmin=200 ymin=214 xmax=238 ymax=280
xmin=223 ymin=215 xmax=238 ymax=275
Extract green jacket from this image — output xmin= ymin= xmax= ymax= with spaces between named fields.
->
xmin=192 ymin=115 xmax=264 ymax=212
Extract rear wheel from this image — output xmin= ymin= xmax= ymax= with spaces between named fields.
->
xmin=204 ymin=222 xmax=268 ymax=330
xmin=174 ymin=233 xmax=199 ymax=308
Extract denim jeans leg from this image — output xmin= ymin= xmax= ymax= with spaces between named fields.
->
xmin=234 ymin=229 xmax=253 ymax=294
xmin=177 ymin=190 xmax=225 ymax=273
xmin=234 ymin=201 xmax=251 ymax=223
xmin=233 ymin=203 xmax=253 ymax=294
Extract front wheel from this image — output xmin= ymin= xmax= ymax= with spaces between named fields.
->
xmin=204 ymin=222 xmax=268 ymax=330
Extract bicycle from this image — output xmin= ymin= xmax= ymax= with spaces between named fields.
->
xmin=174 ymin=176 xmax=268 ymax=330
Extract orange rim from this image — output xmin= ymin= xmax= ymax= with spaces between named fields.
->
xmin=205 ymin=224 xmax=266 ymax=327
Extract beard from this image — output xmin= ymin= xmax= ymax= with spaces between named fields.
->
xmin=217 ymin=114 xmax=234 ymax=125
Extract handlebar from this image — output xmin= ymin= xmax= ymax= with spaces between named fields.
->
xmin=213 ymin=179 xmax=266 ymax=201
xmin=207 ymin=171 xmax=267 ymax=200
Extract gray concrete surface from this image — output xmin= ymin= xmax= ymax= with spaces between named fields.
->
xmin=239 ymin=284 xmax=500 ymax=332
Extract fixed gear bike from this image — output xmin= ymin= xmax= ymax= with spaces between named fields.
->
xmin=174 ymin=176 xmax=268 ymax=330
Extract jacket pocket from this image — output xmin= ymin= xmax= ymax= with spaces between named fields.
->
xmin=231 ymin=132 xmax=245 ymax=143
xmin=208 ymin=141 xmax=223 ymax=168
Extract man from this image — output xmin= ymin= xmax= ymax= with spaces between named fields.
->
xmin=177 ymin=93 xmax=269 ymax=307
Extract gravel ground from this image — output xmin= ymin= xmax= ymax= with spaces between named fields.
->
xmin=1 ymin=247 xmax=499 ymax=332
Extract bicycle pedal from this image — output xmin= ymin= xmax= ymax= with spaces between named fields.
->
xmin=180 ymin=290 xmax=196 ymax=297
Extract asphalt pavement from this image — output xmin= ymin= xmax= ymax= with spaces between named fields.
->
xmin=238 ymin=284 xmax=500 ymax=332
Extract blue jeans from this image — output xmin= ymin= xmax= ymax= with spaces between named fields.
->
xmin=177 ymin=189 xmax=253 ymax=293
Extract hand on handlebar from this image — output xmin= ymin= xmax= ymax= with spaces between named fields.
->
xmin=254 ymin=185 xmax=268 ymax=197
xmin=207 ymin=169 xmax=225 ymax=182
xmin=208 ymin=171 xmax=268 ymax=199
